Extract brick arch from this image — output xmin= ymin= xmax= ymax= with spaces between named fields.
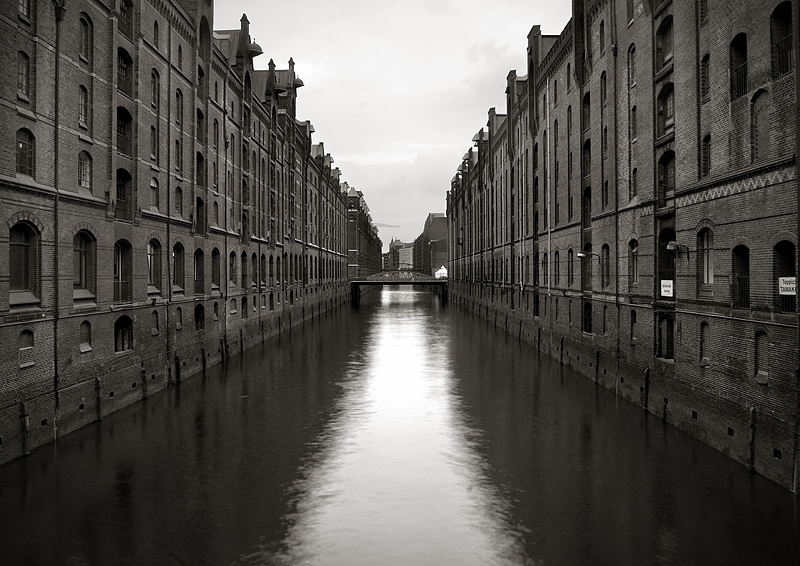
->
xmin=730 ymin=235 xmax=753 ymax=250
xmin=72 ymin=222 xmax=98 ymax=238
xmin=627 ymin=232 xmax=640 ymax=243
xmin=694 ymin=218 xmax=716 ymax=233
xmin=146 ymin=231 xmax=164 ymax=244
xmin=769 ymin=230 xmax=797 ymax=247
xmin=7 ymin=211 xmax=44 ymax=234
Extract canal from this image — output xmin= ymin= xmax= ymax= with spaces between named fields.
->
xmin=1 ymin=288 xmax=799 ymax=565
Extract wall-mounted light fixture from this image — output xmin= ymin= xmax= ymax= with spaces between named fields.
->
xmin=666 ymin=241 xmax=691 ymax=257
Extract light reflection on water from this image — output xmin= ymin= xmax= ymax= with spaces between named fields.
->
xmin=0 ymin=288 xmax=798 ymax=566
xmin=260 ymin=289 xmax=528 ymax=566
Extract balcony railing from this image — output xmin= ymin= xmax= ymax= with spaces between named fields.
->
xmin=733 ymin=275 xmax=750 ymax=308
xmin=731 ymin=62 xmax=748 ymax=98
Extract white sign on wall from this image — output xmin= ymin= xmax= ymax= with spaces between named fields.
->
xmin=779 ymin=277 xmax=796 ymax=296
xmin=660 ymin=280 xmax=674 ymax=297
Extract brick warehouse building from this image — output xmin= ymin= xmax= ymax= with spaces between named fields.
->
xmin=0 ymin=0 xmax=381 ymax=467
xmin=447 ymin=0 xmax=800 ymax=491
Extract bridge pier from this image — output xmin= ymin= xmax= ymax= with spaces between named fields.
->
xmin=351 ymin=283 xmax=361 ymax=307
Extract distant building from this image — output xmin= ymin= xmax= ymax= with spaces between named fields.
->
xmin=346 ymin=184 xmax=383 ymax=278
xmin=413 ymin=213 xmax=448 ymax=276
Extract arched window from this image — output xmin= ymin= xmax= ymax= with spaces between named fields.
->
xmin=657 ymin=151 xmax=675 ymax=206
xmin=194 ymin=304 xmax=205 ymax=331
xmin=269 ymin=255 xmax=275 ymax=286
xmin=630 ymin=310 xmax=637 ymax=342
xmin=229 ymin=298 xmax=237 ymax=314
xmin=117 ymin=48 xmax=132 ymax=96
xmin=115 ymin=168 xmax=132 ymax=221
xmin=628 ymin=239 xmax=639 ymax=287
xmin=195 ymin=196 xmax=205 ymax=233
xmin=150 ymin=178 xmax=159 ymax=210
xmin=17 ymin=51 xmax=30 ymax=98
xmin=175 ymin=186 xmax=183 ymax=216
xmin=78 ymin=151 xmax=92 ymax=190
xmin=541 ymin=253 xmax=548 ymax=286
xmin=211 ymin=248 xmax=221 ymax=289
xmin=147 ymin=239 xmax=162 ymax=292
xmin=73 ymin=230 xmax=96 ymax=297
xmin=657 ymin=315 xmax=674 ymax=359
xmin=116 ymin=107 xmax=133 ymax=156
xmin=113 ymin=240 xmax=132 ymax=303
xmin=601 ymin=244 xmax=610 ymax=288
xmin=177 ymin=45 xmax=183 ymax=70
xmin=628 ymin=45 xmax=636 ymax=86
xmin=242 ymin=296 xmax=248 ymax=318
xmin=582 ymin=301 xmax=593 ymax=334
xmin=751 ymin=91 xmax=770 ymax=162
xmin=656 ymin=84 xmax=674 ymax=136
xmin=175 ymin=89 xmax=183 ymax=124
xmin=260 ymin=254 xmax=267 ymax=288
xmin=118 ymin=0 xmax=133 ymax=38
xmin=16 ymin=129 xmax=35 ymax=176
xmin=553 ymin=79 xmax=558 ymax=105
xmin=80 ymin=321 xmax=92 ymax=351
xmin=241 ymin=252 xmax=249 ymax=289
xmin=771 ymin=3 xmax=793 ymax=78
xmin=175 ymin=139 xmax=183 ymax=171
xmin=730 ymin=33 xmax=748 ymax=99
xmin=600 ymin=72 xmax=607 ymax=106
xmin=173 ymin=243 xmax=185 ymax=292
xmin=212 ymin=201 xmax=219 ymax=225
xmin=114 ymin=316 xmax=133 ymax=352
xmin=773 ymin=240 xmax=796 ymax=312
xmin=194 ymin=249 xmax=204 ymax=295
xmin=9 ymin=222 xmax=39 ymax=304
xmin=153 ymin=20 xmax=159 ymax=50
xmin=732 ymin=245 xmax=750 ymax=308
xmin=252 ymin=252 xmax=259 ymax=288
xmin=582 ymin=187 xmax=592 ymax=228
xmin=655 ymin=17 xmax=673 ymax=70
xmin=176 ymin=307 xmax=183 ymax=329
xmin=599 ymin=20 xmax=605 ymax=53
xmin=151 ymin=310 xmax=159 ymax=333
xmin=19 ymin=329 xmax=33 ymax=350
xmin=213 ymin=119 xmax=219 ymax=149
xmin=698 ymin=229 xmax=714 ymax=285
xmin=566 ymin=63 xmax=571 ymax=90
xmin=80 ymin=15 xmax=93 ymax=61
xmin=79 ymin=86 xmax=89 ymax=127
xmin=230 ymin=251 xmax=237 ymax=284
xmin=151 ymin=70 xmax=160 ymax=108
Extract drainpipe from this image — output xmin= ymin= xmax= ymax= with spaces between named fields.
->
xmin=546 ymin=76 xmax=552 ymax=300
xmin=165 ymin=23 xmax=173 ymax=382
xmin=52 ymin=1 xmax=65 ymax=439
xmin=610 ymin=0 xmax=621 ymax=375
xmin=793 ymin=0 xmax=800 ymax=496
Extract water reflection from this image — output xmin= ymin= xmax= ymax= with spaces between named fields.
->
xmin=259 ymin=289 xmax=527 ymax=565
xmin=0 ymin=289 xmax=798 ymax=566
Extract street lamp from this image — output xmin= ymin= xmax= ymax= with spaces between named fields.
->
xmin=576 ymin=251 xmax=601 ymax=260
xmin=666 ymin=241 xmax=691 ymax=257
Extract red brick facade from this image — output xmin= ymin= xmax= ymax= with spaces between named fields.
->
xmin=0 ymin=0 xmax=379 ymax=467
xmin=448 ymin=0 xmax=800 ymax=491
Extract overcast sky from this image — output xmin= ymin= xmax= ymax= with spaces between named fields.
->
xmin=214 ymin=1 xmax=572 ymax=249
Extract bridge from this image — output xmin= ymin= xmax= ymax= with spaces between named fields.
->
xmin=350 ymin=269 xmax=448 ymax=306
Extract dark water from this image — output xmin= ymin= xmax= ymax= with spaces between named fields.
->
xmin=1 ymin=288 xmax=799 ymax=566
